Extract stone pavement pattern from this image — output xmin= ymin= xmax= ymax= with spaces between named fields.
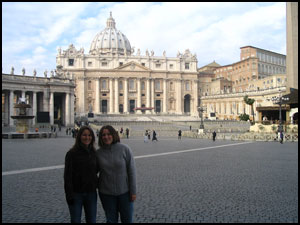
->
xmin=2 ymin=131 xmax=298 ymax=223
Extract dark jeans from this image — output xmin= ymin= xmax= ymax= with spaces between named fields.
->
xmin=99 ymin=191 xmax=134 ymax=223
xmin=68 ymin=192 xmax=97 ymax=223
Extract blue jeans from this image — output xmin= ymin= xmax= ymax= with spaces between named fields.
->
xmin=68 ymin=192 xmax=97 ymax=223
xmin=99 ymin=192 xmax=134 ymax=223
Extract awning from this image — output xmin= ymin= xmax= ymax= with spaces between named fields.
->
xmin=256 ymin=105 xmax=290 ymax=111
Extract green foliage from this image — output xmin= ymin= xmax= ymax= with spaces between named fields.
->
xmin=243 ymin=95 xmax=256 ymax=124
xmin=244 ymin=95 xmax=255 ymax=105
xmin=239 ymin=113 xmax=250 ymax=121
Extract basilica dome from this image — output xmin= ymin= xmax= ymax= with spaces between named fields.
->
xmin=89 ymin=12 xmax=131 ymax=55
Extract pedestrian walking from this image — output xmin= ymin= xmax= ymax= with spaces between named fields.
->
xmin=64 ymin=126 xmax=98 ymax=223
xmin=152 ymin=130 xmax=158 ymax=141
xmin=97 ymin=125 xmax=137 ymax=223
xmin=212 ymin=131 xmax=216 ymax=141
xmin=126 ymin=128 xmax=129 ymax=139
xmin=178 ymin=130 xmax=182 ymax=140
xmin=144 ymin=130 xmax=148 ymax=143
xmin=280 ymin=131 xmax=284 ymax=144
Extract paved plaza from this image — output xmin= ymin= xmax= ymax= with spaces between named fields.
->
xmin=2 ymin=130 xmax=298 ymax=223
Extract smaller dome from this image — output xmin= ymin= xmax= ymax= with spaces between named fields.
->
xmin=89 ymin=12 xmax=131 ymax=56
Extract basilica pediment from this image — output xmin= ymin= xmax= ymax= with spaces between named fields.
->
xmin=114 ymin=61 xmax=151 ymax=71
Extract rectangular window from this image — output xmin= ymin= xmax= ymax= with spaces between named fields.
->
xmin=129 ymin=80 xmax=135 ymax=90
xmin=185 ymin=81 xmax=190 ymax=91
xmin=155 ymin=80 xmax=160 ymax=90
xmin=88 ymin=62 xmax=92 ymax=67
xmin=169 ymin=64 xmax=173 ymax=69
xmin=156 ymin=64 xmax=161 ymax=68
xmin=185 ymin=63 xmax=189 ymax=69
xmin=102 ymin=80 xmax=107 ymax=89
xmin=102 ymin=62 xmax=107 ymax=67
xmin=68 ymin=59 xmax=74 ymax=66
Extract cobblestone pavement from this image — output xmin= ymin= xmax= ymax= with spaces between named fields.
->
xmin=2 ymin=130 xmax=298 ymax=223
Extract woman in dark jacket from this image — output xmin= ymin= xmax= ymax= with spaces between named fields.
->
xmin=64 ymin=126 xmax=98 ymax=223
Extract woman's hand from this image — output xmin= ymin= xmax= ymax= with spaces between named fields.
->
xmin=130 ymin=194 xmax=136 ymax=202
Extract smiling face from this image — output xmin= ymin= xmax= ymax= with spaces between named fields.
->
xmin=101 ymin=128 xmax=113 ymax=146
xmin=80 ymin=129 xmax=92 ymax=147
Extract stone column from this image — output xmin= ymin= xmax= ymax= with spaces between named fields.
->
xmin=151 ymin=79 xmax=155 ymax=114
xmin=109 ymin=78 xmax=114 ymax=114
xmin=137 ymin=78 xmax=142 ymax=114
xmin=43 ymin=89 xmax=49 ymax=112
xmin=176 ymin=79 xmax=182 ymax=114
xmin=95 ymin=78 xmax=100 ymax=114
xmin=50 ymin=92 xmax=54 ymax=125
xmin=146 ymin=79 xmax=151 ymax=114
xmin=70 ymin=93 xmax=74 ymax=126
xmin=78 ymin=78 xmax=85 ymax=115
xmin=192 ymin=80 xmax=198 ymax=116
xmin=65 ymin=92 xmax=70 ymax=126
xmin=21 ymin=91 xmax=26 ymax=101
xmin=226 ymin=102 xmax=230 ymax=117
xmin=163 ymin=79 xmax=167 ymax=113
xmin=114 ymin=78 xmax=119 ymax=113
xmin=9 ymin=90 xmax=15 ymax=126
xmin=32 ymin=91 xmax=37 ymax=125
xmin=124 ymin=78 xmax=128 ymax=113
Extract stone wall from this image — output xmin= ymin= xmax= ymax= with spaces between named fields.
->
xmin=183 ymin=131 xmax=298 ymax=142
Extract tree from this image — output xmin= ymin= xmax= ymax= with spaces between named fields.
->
xmin=239 ymin=113 xmax=250 ymax=121
xmin=244 ymin=95 xmax=255 ymax=124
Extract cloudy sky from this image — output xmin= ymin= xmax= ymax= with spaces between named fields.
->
xmin=2 ymin=2 xmax=286 ymax=77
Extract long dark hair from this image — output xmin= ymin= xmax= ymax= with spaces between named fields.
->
xmin=98 ymin=125 xmax=120 ymax=147
xmin=71 ymin=126 xmax=96 ymax=152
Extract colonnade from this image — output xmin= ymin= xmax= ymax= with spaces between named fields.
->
xmin=2 ymin=89 xmax=74 ymax=127
xmin=77 ymin=77 xmax=198 ymax=116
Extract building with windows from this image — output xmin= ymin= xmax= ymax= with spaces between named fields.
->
xmin=56 ymin=13 xmax=199 ymax=116
xmin=212 ymin=46 xmax=286 ymax=94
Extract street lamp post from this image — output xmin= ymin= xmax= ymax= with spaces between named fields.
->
xmin=268 ymin=91 xmax=289 ymax=133
xmin=197 ymin=106 xmax=206 ymax=131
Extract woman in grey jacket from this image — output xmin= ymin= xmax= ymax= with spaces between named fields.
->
xmin=97 ymin=125 xmax=137 ymax=223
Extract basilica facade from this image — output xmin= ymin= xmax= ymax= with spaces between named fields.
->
xmin=56 ymin=13 xmax=199 ymax=117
